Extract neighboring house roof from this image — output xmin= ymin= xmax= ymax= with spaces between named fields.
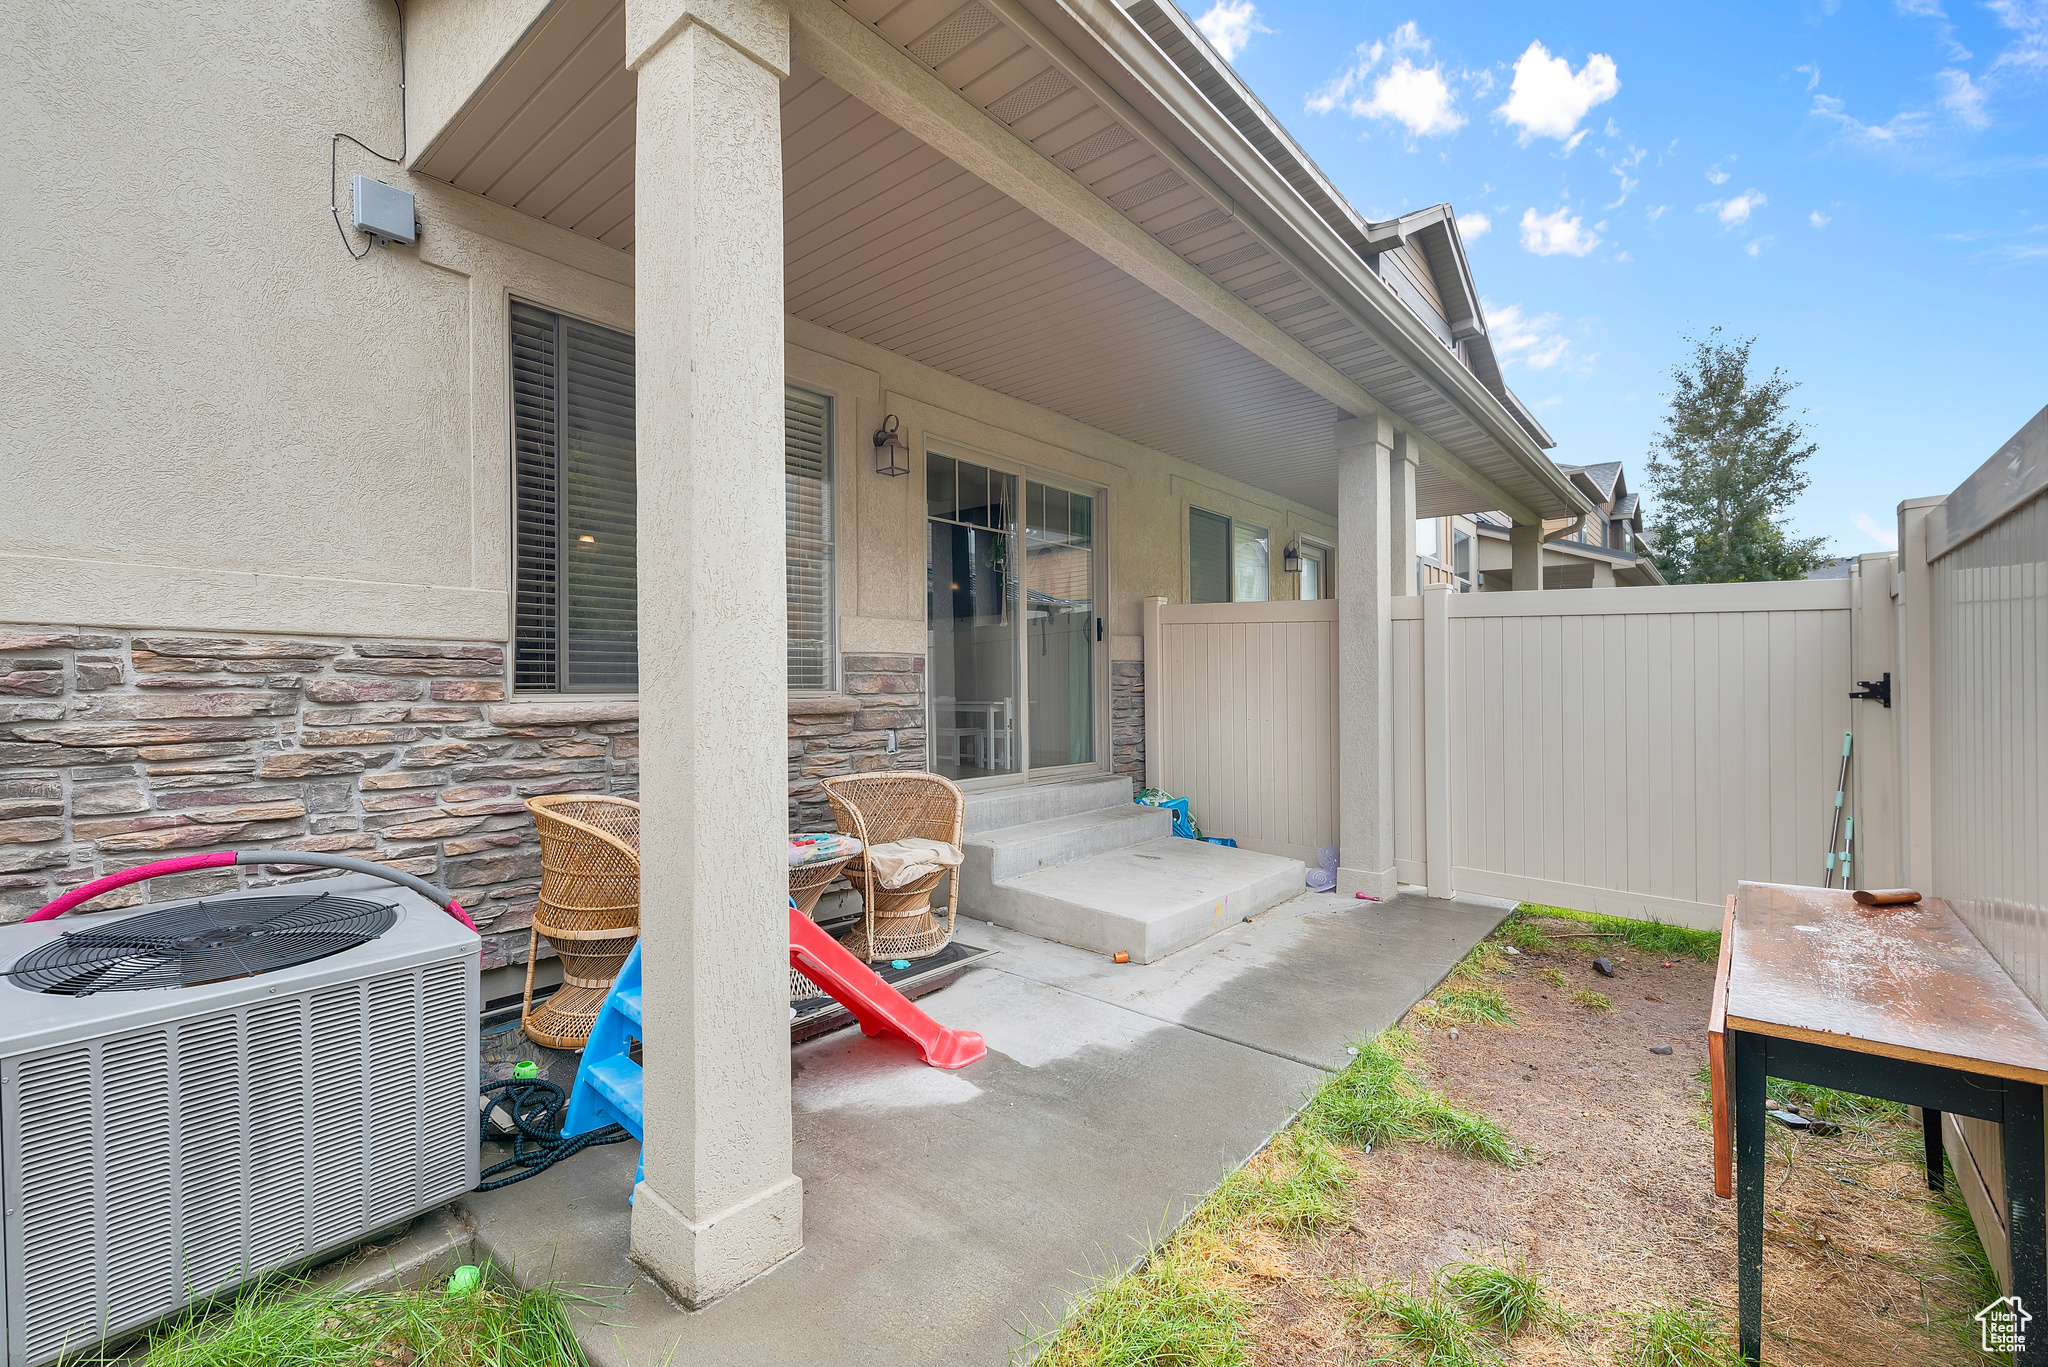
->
xmin=1561 ymin=461 xmax=1624 ymax=503
xmin=1805 ymin=557 xmax=1855 ymax=580
xmin=1610 ymin=491 xmax=1641 ymax=525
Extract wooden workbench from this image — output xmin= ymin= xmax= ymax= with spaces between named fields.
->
xmin=1710 ymin=882 xmax=2048 ymax=1364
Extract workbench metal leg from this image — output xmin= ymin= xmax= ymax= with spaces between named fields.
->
xmin=1925 ymin=1108 xmax=1945 ymax=1191
xmin=2004 ymin=1081 xmax=2046 ymax=1366
xmin=1735 ymin=1030 xmax=1766 ymax=1365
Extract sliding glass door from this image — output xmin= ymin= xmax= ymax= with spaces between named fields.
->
xmin=926 ymin=451 xmax=1101 ymax=784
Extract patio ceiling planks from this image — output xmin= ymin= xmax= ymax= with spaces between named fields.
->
xmin=412 ymin=0 xmax=1575 ymax=519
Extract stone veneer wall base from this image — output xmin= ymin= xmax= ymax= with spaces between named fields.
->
xmin=0 ymin=627 xmax=927 ymax=1000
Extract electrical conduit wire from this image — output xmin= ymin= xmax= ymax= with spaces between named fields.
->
xmin=331 ymin=0 xmax=408 ymax=261
xmin=475 ymin=1075 xmax=631 ymax=1191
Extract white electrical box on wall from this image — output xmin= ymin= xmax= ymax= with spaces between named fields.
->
xmin=351 ymin=175 xmax=417 ymax=246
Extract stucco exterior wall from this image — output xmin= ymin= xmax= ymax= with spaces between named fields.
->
xmin=2 ymin=0 xmax=630 ymax=643
xmin=4 ymin=1 xmax=1334 ymax=734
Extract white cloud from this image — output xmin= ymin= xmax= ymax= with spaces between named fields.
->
xmin=1457 ymin=211 xmax=1492 ymax=239
xmin=1307 ymin=23 xmax=1462 ymax=138
xmin=1989 ymin=0 xmax=2048 ymax=72
xmin=1810 ymin=209 xmax=1832 ymax=227
xmin=1811 ymin=92 xmax=1932 ymax=147
xmin=1705 ymin=164 xmax=1731 ymax=185
xmin=1484 ymin=299 xmax=1573 ymax=370
xmin=1195 ymin=0 xmax=1270 ymax=62
xmin=1795 ymin=63 xmax=1822 ymax=91
xmin=1495 ymin=42 xmax=1620 ymax=144
xmin=1745 ymin=235 xmax=1776 ymax=256
xmin=1936 ymin=69 xmax=1992 ymax=128
xmin=1852 ymin=511 xmax=1899 ymax=550
xmin=1518 ymin=205 xmax=1603 ymax=256
xmin=1606 ymin=143 xmax=1646 ymax=206
xmin=1645 ymin=203 xmax=1670 ymax=221
xmin=1702 ymin=189 xmax=1767 ymax=228
xmin=1532 ymin=395 xmax=1565 ymax=411
xmin=1361 ymin=58 xmax=1466 ymax=137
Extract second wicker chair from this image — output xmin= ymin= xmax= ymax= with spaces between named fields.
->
xmin=821 ymin=771 xmax=964 ymax=962
xmin=522 ymin=794 xmax=641 ymax=1050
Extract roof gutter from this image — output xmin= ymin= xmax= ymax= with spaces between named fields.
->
xmin=1016 ymin=0 xmax=1590 ymax=520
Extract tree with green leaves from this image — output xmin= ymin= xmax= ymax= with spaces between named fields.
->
xmin=1642 ymin=329 xmax=1830 ymax=583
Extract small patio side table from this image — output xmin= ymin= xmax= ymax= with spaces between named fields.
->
xmin=1710 ymin=882 xmax=2048 ymax=1366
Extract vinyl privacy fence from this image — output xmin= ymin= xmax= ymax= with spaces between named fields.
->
xmin=1145 ymin=578 xmax=1864 ymax=929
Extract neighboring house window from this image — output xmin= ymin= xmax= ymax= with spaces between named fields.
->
xmin=1189 ymin=508 xmax=1269 ymax=603
xmin=1416 ymin=516 xmax=1443 ymax=594
xmin=785 ymin=385 xmax=835 ymax=692
xmin=511 ymin=301 xmax=638 ymax=695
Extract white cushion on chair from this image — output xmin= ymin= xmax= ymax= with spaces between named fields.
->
xmin=865 ymin=837 xmax=964 ymax=889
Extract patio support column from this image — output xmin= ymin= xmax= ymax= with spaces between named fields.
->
xmin=627 ymin=0 xmax=800 ymax=1308
xmin=1389 ymin=431 xmax=1421 ymax=595
xmin=1335 ymin=415 xmax=1396 ymax=899
xmin=1509 ymin=520 xmax=1545 ymax=591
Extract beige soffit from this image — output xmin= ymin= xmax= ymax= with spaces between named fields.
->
xmin=409 ymin=0 xmax=1587 ymax=520
xmin=1023 ymin=0 xmax=1584 ymax=512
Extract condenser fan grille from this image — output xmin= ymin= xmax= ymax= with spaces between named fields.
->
xmin=5 ymin=892 xmax=399 ymax=995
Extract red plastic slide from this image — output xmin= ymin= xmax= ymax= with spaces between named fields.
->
xmin=788 ymin=904 xmax=986 ymax=1069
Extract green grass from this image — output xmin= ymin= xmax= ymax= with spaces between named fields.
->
xmin=1417 ymin=982 xmax=1517 ymax=1028
xmin=1491 ymin=916 xmax=1554 ymax=954
xmin=1514 ymin=903 xmax=1721 ymax=962
xmin=1441 ymin=1253 xmax=1561 ymax=1338
xmin=1304 ymin=1031 xmax=1518 ymax=1165
xmin=1763 ymin=1078 xmax=1908 ymax=1125
xmin=1617 ymin=1301 xmax=1744 ymax=1367
xmin=1340 ymin=1280 xmax=1501 ymax=1367
xmin=1541 ymin=967 xmax=1572 ymax=989
xmin=112 ymin=1268 xmax=595 ymax=1367
xmin=1570 ymin=988 xmax=1613 ymax=1011
xmin=1204 ymin=1127 xmax=1350 ymax=1235
xmin=1036 ymin=1244 xmax=1254 ymax=1367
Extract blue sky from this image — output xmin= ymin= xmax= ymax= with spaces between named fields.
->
xmin=1193 ymin=0 xmax=2047 ymax=555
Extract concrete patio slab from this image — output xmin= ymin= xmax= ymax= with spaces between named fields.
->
xmin=461 ymin=888 xmax=1512 ymax=1366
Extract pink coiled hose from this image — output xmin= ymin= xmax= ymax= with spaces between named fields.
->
xmin=27 ymin=850 xmax=478 ymax=931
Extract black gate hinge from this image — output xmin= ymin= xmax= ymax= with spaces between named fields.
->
xmin=1850 ymin=672 xmax=1892 ymax=708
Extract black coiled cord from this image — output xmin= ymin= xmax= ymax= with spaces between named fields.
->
xmin=476 ymin=1077 xmax=630 ymax=1192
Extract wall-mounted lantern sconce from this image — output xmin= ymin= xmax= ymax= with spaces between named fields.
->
xmin=873 ymin=414 xmax=909 ymax=477
xmin=1282 ymin=541 xmax=1302 ymax=574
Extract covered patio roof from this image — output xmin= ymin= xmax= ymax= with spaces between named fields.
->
xmin=412 ymin=0 xmax=1589 ymax=523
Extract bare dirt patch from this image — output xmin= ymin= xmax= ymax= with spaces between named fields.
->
xmin=1237 ymin=924 xmax=1996 ymax=1365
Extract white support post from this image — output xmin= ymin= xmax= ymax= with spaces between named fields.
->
xmin=1335 ymin=415 xmax=1396 ymax=899
xmin=1421 ymin=581 xmax=1454 ymax=899
xmin=1509 ymin=521 xmax=1544 ymax=591
xmin=1847 ymin=552 xmax=1902 ymax=889
xmin=1896 ymin=498 xmax=1941 ymax=892
xmin=628 ymin=0 xmax=802 ymax=1309
xmin=1141 ymin=596 xmax=1166 ymax=792
xmin=1390 ymin=430 xmax=1420 ymax=596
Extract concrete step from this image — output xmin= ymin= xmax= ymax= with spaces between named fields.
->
xmin=970 ymin=837 xmax=1305 ymax=964
xmin=962 ymin=802 xmax=1173 ymax=887
xmin=961 ymin=775 xmax=1134 ymax=836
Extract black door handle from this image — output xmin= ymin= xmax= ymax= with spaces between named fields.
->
xmin=1096 ymin=617 xmax=1103 ymax=642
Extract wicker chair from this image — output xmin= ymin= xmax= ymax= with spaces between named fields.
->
xmin=788 ymin=849 xmax=856 ymax=1003
xmin=522 ymin=794 xmax=641 ymax=1050
xmin=821 ymin=772 xmax=964 ymax=962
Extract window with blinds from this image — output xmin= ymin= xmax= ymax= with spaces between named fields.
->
xmin=511 ymin=301 xmax=638 ymax=694
xmin=1188 ymin=507 xmax=1270 ymax=603
xmin=785 ymin=386 xmax=835 ymax=691
xmin=1189 ymin=508 xmax=1231 ymax=603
